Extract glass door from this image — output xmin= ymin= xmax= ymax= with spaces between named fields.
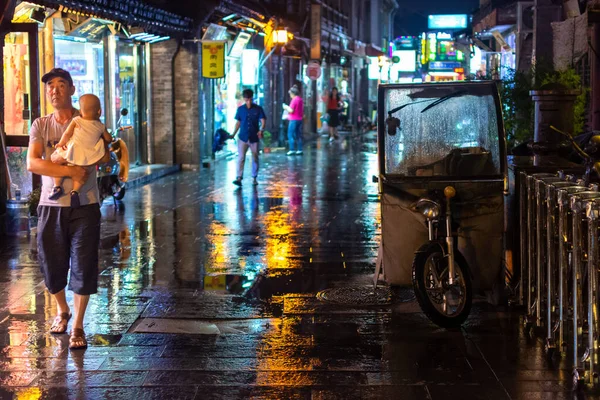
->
xmin=136 ymin=43 xmax=148 ymax=165
xmin=54 ymin=38 xmax=106 ymax=123
xmin=3 ymin=23 xmax=40 ymax=199
xmin=115 ymin=40 xmax=147 ymax=165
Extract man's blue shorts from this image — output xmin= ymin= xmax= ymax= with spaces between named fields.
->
xmin=37 ymin=204 xmax=101 ymax=295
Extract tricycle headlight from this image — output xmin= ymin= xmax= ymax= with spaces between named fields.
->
xmin=414 ymin=199 xmax=440 ymax=219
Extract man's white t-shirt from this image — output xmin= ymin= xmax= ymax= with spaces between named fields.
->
xmin=29 ymin=110 xmax=99 ymax=207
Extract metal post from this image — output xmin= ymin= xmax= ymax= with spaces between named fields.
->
xmin=278 ymin=52 xmax=285 ymax=147
xmin=527 ymin=175 xmax=536 ymax=319
xmin=558 ymin=189 xmax=569 ymax=352
xmin=519 ymin=172 xmax=528 ymax=306
xmin=572 ymin=196 xmax=584 ymax=373
xmin=546 ymin=184 xmax=556 ymax=348
xmin=536 ymin=180 xmax=545 ymax=326
xmin=586 ymin=200 xmax=598 ymax=384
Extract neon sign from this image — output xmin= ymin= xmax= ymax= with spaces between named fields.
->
xmin=428 ymin=15 xmax=468 ymax=30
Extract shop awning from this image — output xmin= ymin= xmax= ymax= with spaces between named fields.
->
xmin=366 ymin=44 xmax=385 ymax=58
xmin=29 ymin=0 xmax=194 ymax=35
xmin=472 ymin=37 xmax=493 ymax=52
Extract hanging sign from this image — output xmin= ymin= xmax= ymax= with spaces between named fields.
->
xmin=306 ymin=61 xmax=321 ymax=81
xmin=202 ymin=41 xmax=226 ymax=79
xmin=492 ymin=30 xmax=513 ymax=52
xmin=229 ymin=32 xmax=251 ymax=58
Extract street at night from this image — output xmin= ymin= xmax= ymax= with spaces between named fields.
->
xmin=3 ymin=0 xmax=600 ymax=398
xmin=0 ymin=136 xmax=585 ymax=399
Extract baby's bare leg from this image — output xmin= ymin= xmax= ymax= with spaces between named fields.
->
xmin=72 ymin=179 xmax=83 ymax=193
xmin=49 ymin=152 xmax=68 ymax=200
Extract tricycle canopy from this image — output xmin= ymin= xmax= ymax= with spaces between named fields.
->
xmin=377 ymin=81 xmax=507 ymax=295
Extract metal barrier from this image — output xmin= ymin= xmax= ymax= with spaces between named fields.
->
xmin=519 ymin=170 xmax=600 ymax=387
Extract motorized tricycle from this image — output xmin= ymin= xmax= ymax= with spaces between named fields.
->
xmin=98 ymin=108 xmax=130 ymax=204
xmin=376 ymin=81 xmax=507 ymax=328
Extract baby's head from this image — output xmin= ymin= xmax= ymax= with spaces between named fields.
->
xmin=79 ymin=94 xmax=102 ymax=120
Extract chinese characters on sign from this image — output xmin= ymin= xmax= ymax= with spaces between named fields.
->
xmin=201 ymin=41 xmax=226 ymax=79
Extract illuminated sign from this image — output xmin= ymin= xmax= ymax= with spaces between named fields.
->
xmin=428 ymin=33 xmax=436 ymax=61
xmin=228 ymin=32 xmax=251 ymax=58
xmin=395 ymin=36 xmax=416 ymax=49
xmin=393 ymin=50 xmax=416 ymax=72
xmin=429 ymin=61 xmax=461 ymax=71
xmin=202 ymin=23 xmax=227 ymax=41
xmin=436 ymin=33 xmax=452 ymax=40
xmin=428 ymin=14 xmax=468 ymax=30
xmin=368 ymin=57 xmax=379 ymax=80
xmin=380 ymin=63 xmax=389 ymax=81
xmin=241 ymin=49 xmax=259 ymax=85
xmin=201 ymin=41 xmax=226 ymax=79
xmin=67 ymin=18 xmax=109 ymax=41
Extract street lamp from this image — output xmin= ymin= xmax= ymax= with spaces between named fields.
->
xmin=272 ymin=29 xmax=288 ymax=45
xmin=270 ymin=27 xmax=289 ymax=147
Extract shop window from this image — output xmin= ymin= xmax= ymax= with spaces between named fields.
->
xmin=3 ymin=32 xmax=31 ymax=136
xmin=54 ymin=38 xmax=106 ymax=123
xmin=3 ymin=32 xmax=32 ymax=197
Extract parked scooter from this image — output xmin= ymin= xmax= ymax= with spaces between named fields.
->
xmin=98 ymin=108 xmax=130 ymax=204
xmin=411 ymin=186 xmax=473 ymax=328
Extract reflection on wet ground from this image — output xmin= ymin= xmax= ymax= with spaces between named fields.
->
xmin=0 ymin=133 xmax=590 ymax=399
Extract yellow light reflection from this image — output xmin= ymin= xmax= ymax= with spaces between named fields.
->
xmin=15 ymin=388 xmax=42 ymax=400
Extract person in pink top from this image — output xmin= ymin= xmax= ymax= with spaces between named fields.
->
xmin=283 ymin=85 xmax=304 ymax=156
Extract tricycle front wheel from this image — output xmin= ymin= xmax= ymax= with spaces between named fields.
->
xmin=412 ymin=242 xmax=472 ymax=328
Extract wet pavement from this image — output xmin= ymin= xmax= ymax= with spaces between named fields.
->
xmin=0 ymin=132 xmax=592 ymax=399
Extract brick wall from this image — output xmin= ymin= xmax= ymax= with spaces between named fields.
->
xmin=150 ymin=40 xmax=178 ymax=164
xmin=150 ymin=40 xmax=201 ymax=165
xmin=174 ymin=42 xmax=200 ymax=165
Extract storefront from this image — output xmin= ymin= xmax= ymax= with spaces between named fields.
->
xmin=471 ymin=31 xmax=516 ymax=80
xmin=3 ymin=1 xmax=163 ymax=199
xmin=209 ymin=27 xmax=263 ymax=156
xmin=420 ymin=32 xmax=467 ymax=82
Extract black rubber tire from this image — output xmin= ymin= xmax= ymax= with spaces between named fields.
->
xmin=412 ymin=242 xmax=473 ymax=328
xmin=113 ymin=185 xmax=126 ymax=200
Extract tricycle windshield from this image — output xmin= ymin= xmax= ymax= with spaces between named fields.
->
xmin=382 ymin=84 xmax=502 ymax=178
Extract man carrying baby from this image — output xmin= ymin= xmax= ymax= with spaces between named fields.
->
xmin=49 ymin=93 xmax=111 ymax=207
xmin=26 ymin=68 xmax=110 ymax=349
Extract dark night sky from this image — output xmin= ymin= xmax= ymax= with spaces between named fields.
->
xmin=394 ymin=0 xmax=480 ymax=37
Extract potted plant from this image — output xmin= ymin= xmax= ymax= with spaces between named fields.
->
xmin=262 ymin=130 xmax=273 ymax=153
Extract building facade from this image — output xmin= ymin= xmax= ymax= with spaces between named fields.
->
xmin=0 ymin=0 xmax=399 ymax=232
xmin=0 ymin=0 xmax=194 ymax=231
xmin=472 ymin=0 xmax=597 ymax=130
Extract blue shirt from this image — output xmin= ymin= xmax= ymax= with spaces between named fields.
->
xmin=235 ymin=103 xmax=266 ymax=143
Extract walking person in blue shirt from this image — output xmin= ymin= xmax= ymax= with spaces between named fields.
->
xmin=232 ymin=89 xmax=267 ymax=186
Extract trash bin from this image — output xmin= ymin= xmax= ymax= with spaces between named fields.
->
xmin=6 ymin=199 xmax=30 ymax=237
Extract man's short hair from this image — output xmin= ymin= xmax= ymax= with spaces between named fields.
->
xmin=41 ymin=68 xmax=74 ymax=86
xmin=242 ymin=89 xmax=254 ymax=99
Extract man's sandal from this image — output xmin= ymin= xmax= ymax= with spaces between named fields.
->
xmin=69 ymin=328 xmax=88 ymax=349
xmin=50 ymin=312 xmax=71 ymax=334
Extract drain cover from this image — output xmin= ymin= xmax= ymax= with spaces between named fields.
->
xmin=316 ymin=286 xmax=413 ymax=306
